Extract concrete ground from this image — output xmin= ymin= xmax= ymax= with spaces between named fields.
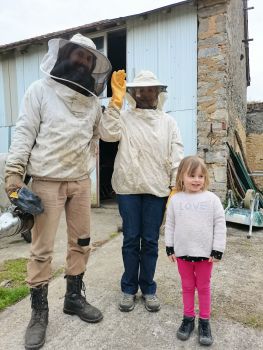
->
xmin=0 ymin=200 xmax=121 ymax=269
xmin=0 ymin=203 xmax=263 ymax=350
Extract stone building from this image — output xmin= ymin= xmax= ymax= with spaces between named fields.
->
xmin=197 ymin=0 xmax=250 ymax=198
xmin=0 ymin=0 xmax=251 ymax=204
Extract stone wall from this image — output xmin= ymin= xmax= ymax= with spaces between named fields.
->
xmin=246 ymin=103 xmax=263 ymax=189
xmin=226 ymin=0 xmax=248 ymax=147
xmin=197 ymin=0 xmax=247 ymax=200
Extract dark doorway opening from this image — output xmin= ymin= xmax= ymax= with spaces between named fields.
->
xmin=99 ymin=29 xmax=126 ymax=201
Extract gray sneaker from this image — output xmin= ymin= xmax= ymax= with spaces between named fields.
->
xmin=119 ymin=293 xmax=135 ymax=312
xmin=142 ymin=294 xmax=161 ymax=312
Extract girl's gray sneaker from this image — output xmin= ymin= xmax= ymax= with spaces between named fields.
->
xmin=119 ymin=293 xmax=135 ymax=312
xmin=142 ymin=294 xmax=161 ymax=312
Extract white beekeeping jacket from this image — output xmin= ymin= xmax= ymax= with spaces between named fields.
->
xmin=99 ymin=90 xmax=184 ymax=197
xmin=5 ymin=34 xmax=118 ymax=181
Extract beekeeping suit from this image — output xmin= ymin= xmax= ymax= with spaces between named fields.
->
xmin=4 ymin=33 xmax=117 ymax=350
xmin=99 ymin=71 xmax=184 ymax=311
xmin=5 ymin=34 xmax=112 ymax=182
xmin=99 ymin=70 xmax=184 ymax=197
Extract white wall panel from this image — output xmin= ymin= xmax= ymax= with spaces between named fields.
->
xmin=0 ymin=127 xmax=10 ymax=153
xmin=127 ymin=4 xmax=197 ymax=155
xmin=0 ymin=63 xmax=6 ymax=127
xmin=0 ymin=44 xmax=47 ymax=151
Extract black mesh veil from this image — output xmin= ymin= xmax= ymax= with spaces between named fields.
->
xmin=40 ymin=34 xmax=112 ymax=96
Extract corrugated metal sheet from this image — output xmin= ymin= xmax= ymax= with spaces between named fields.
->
xmin=0 ymin=44 xmax=47 ymax=152
xmin=0 ymin=64 xmax=5 ymax=126
xmin=0 ymin=3 xmax=197 ymax=156
xmin=0 ymin=128 xmax=9 ymax=153
xmin=0 ymin=44 xmax=46 ymax=124
xmin=126 ymin=4 xmax=197 ymax=155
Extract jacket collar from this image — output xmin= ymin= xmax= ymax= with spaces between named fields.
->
xmin=45 ymin=77 xmax=96 ymax=105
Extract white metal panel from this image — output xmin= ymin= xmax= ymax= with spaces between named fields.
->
xmin=127 ymin=15 xmax=159 ymax=76
xmin=0 ymin=56 xmax=19 ymax=126
xmin=0 ymin=127 xmax=10 ymax=153
xmin=15 ymin=45 xmax=47 ymax=110
xmin=0 ymin=45 xmax=47 ymax=153
xmin=127 ymin=4 xmax=197 ymax=155
xmin=0 ymin=63 xmax=6 ymax=127
xmin=15 ymin=54 xmax=25 ymax=108
xmin=168 ymin=110 xmax=196 ymax=155
xmin=23 ymin=47 xmax=42 ymax=91
xmin=0 ymin=44 xmax=47 ymax=127
xmin=8 ymin=58 xmax=18 ymax=125
xmin=0 ymin=59 xmax=12 ymax=127
xmin=38 ymin=45 xmax=48 ymax=79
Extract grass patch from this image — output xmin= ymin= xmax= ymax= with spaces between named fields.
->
xmin=212 ymin=299 xmax=263 ymax=330
xmin=0 ymin=258 xmax=29 ymax=311
xmin=0 ymin=286 xmax=29 ymax=310
xmin=52 ymin=266 xmax=64 ymax=279
xmin=244 ymin=315 xmax=263 ymax=329
xmin=0 ymin=259 xmax=64 ymax=312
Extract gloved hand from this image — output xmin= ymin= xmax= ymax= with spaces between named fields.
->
xmin=109 ymin=70 xmax=126 ymax=109
xmin=166 ymin=187 xmax=177 ymax=207
xmin=5 ymin=174 xmax=25 ymax=196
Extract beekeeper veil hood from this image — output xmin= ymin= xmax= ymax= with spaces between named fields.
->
xmin=126 ymin=70 xmax=167 ymax=109
xmin=40 ymin=33 xmax=112 ymax=96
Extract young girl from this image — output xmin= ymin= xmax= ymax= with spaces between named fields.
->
xmin=165 ymin=156 xmax=226 ymax=346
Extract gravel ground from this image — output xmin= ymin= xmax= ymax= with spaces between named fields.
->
xmin=159 ymin=222 xmax=263 ymax=331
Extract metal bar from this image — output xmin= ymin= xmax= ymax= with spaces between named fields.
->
xmin=242 ymin=0 xmax=251 ymax=85
xmin=247 ymin=195 xmax=255 ymax=238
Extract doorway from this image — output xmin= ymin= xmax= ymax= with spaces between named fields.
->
xmin=99 ymin=29 xmax=126 ymax=201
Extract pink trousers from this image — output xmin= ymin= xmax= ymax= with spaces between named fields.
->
xmin=177 ymin=258 xmax=213 ymax=319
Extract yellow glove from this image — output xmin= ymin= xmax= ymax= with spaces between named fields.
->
xmin=109 ymin=70 xmax=126 ymax=109
xmin=166 ymin=187 xmax=178 ymax=207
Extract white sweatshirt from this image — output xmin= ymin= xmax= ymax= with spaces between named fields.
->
xmin=165 ymin=191 xmax=226 ymax=257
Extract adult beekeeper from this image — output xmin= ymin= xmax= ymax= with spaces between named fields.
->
xmin=99 ymin=70 xmax=184 ymax=313
xmin=4 ymin=33 xmax=120 ymax=350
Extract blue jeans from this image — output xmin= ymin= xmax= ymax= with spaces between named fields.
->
xmin=117 ymin=194 xmax=167 ymax=295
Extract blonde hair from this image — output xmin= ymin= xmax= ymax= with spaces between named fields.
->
xmin=175 ymin=156 xmax=209 ymax=192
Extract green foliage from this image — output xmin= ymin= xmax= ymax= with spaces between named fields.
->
xmin=0 ymin=258 xmax=65 ymax=311
xmin=0 ymin=258 xmax=28 ymax=284
xmin=0 ymin=258 xmax=29 ymax=311
xmin=0 ymin=286 xmax=29 ymax=311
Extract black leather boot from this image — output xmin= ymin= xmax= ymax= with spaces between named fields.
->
xmin=63 ymin=273 xmax=103 ymax=323
xmin=25 ymin=284 xmax=49 ymax=350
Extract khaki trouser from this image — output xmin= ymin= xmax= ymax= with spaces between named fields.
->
xmin=27 ymin=179 xmax=91 ymax=287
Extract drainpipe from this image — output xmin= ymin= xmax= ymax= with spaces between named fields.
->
xmin=242 ymin=0 xmax=254 ymax=86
